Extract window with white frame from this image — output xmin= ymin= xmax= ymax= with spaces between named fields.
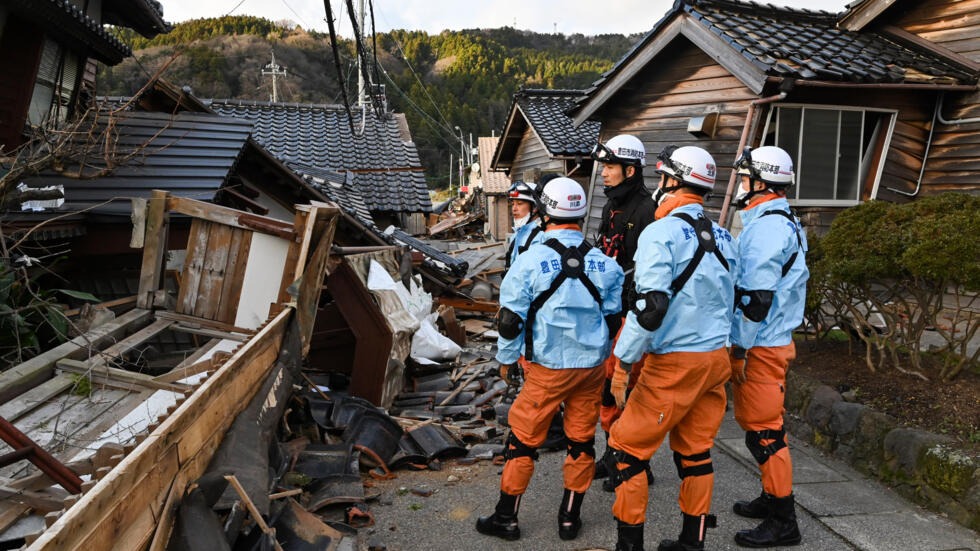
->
xmin=28 ymin=37 xmax=81 ymax=127
xmin=760 ymin=105 xmax=896 ymax=206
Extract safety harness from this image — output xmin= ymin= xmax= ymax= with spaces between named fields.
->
xmin=523 ymin=238 xmax=603 ymax=362
xmin=504 ymin=224 xmax=544 ymax=268
xmin=760 ymin=209 xmax=803 ymax=277
xmin=668 ymin=212 xmax=730 ymax=294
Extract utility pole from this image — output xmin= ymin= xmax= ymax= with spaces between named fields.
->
xmin=357 ymin=0 xmax=368 ymax=106
xmin=449 ymin=154 xmax=453 ymax=194
xmin=262 ymin=50 xmax=287 ymax=102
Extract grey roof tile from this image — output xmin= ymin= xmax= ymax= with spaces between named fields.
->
xmin=513 ymin=89 xmax=600 ymax=156
xmin=207 ymin=100 xmax=431 ymax=214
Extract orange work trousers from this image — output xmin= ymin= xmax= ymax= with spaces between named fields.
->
xmin=501 ymin=361 xmax=605 ymax=496
xmin=600 ymin=318 xmax=647 ymax=433
xmin=732 ymin=342 xmax=796 ymax=498
xmin=607 ymin=348 xmax=729 ymax=525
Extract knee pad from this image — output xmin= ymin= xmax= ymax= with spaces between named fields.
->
xmin=745 ymin=428 xmax=787 ymax=465
xmin=672 ymin=450 xmax=713 ymax=479
xmin=603 ymin=447 xmax=650 ymax=490
xmin=497 ymin=307 xmax=524 ymax=339
xmin=504 ymin=431 xmax=539 ymax=461
xmin=566 ymin=437 xmax=596 ymax=461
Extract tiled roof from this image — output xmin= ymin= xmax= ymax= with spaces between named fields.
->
xmin=207 ymin=100 xmax=432 ymax=214
xmin=102 ymin=0 xmax=171 ymax=38
xmin=477 ymin=136 xmax=510 ymax=194
xmin=515 ymin=89 xmax=601 ymax=156
xmin=18 ymin=111 xmax=252 ymax=216
xmin=684 ymin=0 xmax=975 ymax=84
xmin=287 ymin=162 xmax=376 ymax=227
xmin=577 ymin=0 xmax=977 ymax=115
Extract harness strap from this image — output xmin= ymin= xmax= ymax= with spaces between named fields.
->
xmin=524 ymin=238 xmax=601 ymax=362
xmin=760 ymin=209 xmax=803 ymax=277
xmin=517 ymin=225 xmax=543 ymax=256
xmin=670 ymin=212 xmax=729 ymax=296
xmin=672 ymin=450 xmax=714 ymax=479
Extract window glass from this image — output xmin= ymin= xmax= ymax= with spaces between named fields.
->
xmin=766 ymin=105 xmax=893 ymax=203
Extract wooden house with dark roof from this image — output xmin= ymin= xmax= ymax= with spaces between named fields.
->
xmin=571 ymin=0 xmax=980 ymax=234
xmin=0 ymin=0 xmax=169 ymax=150
xmin=492 ymin=88 xmax=601 ymax=211
xmin=476 ymin=136 xmax=513 ymax=239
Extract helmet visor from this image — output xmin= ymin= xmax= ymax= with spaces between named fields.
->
xmin=590 ymin=142 xmax=615 ymax=163
xmin=655 ymin=145 xmax=680 ymax=175
xmin=733 ymin=147 xmax=758 ymax=179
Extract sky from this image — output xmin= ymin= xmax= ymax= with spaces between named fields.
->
xmin=161 ymin=0 xmax=854 ymax=37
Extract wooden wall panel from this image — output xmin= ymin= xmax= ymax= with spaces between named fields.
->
xmin=510 ymin=126 xmax=564 ymax=181
xmin=892 ymin=0 xmax=980 ymax=61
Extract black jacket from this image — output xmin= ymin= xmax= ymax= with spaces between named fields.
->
xmin=595 ymin=176 xmax=657 ymax=311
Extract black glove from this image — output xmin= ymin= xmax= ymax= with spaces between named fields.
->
xmin=499 ymin=363 xmax=523 ymax=386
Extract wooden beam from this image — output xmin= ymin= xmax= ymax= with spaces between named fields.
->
xmin=170 ymin=324 xmax=249 ymax=342
xmin=86 ymin=319 xmax=175 ymax=369
xmin=137 ymin=190 xmax=169 ymax=309
xmin=0 ymin=375 xmax=75 ymax=423
xmin=154 ymin=310 xmax=254 ymax=336
xmin=435 ymin=296 xmax=499 ymax=313
xmin=56 ymin=359 xmax=190 ymax=394
xmin=0 ymin=308 xmax=154 ymax=404
xmin=166 ymin=195 xmax=296 ymax=241
xmin=0 ymin=483 xmax=69 ymax=512
xmin=62 ymin=296 xmax=137 ymax=318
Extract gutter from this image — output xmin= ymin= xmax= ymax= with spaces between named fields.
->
xmin=885 ymin=92 xmax=941 ymax=198
xmin=718 ymin=92 xmax=787 ymax=227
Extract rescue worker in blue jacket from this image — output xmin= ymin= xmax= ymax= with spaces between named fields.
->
xmin=476 ymin=177 xmax=624 ymax=543
xmin=606 ymin=145 xmax=735 ymax=551
xmin=728 ymin=145 xmax=808 ymax=548
xmin=505 ymin=180 xmax=546 ymax=268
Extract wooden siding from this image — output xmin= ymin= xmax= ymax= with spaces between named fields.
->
xmin=487 ymin=195 xmax=510 ymax=240
xmin=892 ymin=0 xmax=980 ymax=62
xmin=924 ymin=90 xmax=980 ymax=192
xmin=585 ymin=40 xmax=756 ymax=233
xmin=510 ymin=126 xmax=564 ymax=182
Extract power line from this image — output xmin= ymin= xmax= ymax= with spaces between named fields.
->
xmin=224 ymin=0 xmax=249 ymax=16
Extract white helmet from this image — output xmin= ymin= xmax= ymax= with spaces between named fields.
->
xmin=655 ymin=145 xmax=717 ymax=192
xmin=591 ymin=134 xmax=646 ymax=167
xmin=735 ymin=146 xmax=794 ymax=187
xmin=507 ymin=180 xmax=537 ymax=204
xmin=538 ymin=177 xmax=587 ymax=220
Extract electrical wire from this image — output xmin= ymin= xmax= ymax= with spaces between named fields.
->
xmin=224 ymin=0 xmax=248 ymax=16
xmin=322 ymin=0 xmax=357 ymax=134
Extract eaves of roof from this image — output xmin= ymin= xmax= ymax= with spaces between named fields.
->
xmin=5 ymin=0 xmax=132 ymax=65
xmin=102 ymin=0 xmax=171 ymax=38
xmin=572 ymin=0 xmax=979 ymax=126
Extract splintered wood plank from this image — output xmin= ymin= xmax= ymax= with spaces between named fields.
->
xmin=296 ymin=205 xmax=340 ymax=353
xmin=0 ymin=309 xmax=154 ymax=404
xmin=0 ymin=375 xmax=75 ymax=422
xmin=27 ymin=309 xmax=290 ymax=551
xmin=56 ymin=359 xmax=189 ymax=393
xmin=194 ymin=222 xmax=233 ymax=320
xmin=215 ymin=227 xmax=251 ymax=324
xmin=176 ymin=218 xmax=209 ymax=316
xmin=137 ymin=191 xmax=170 ymax=310
xmin=166 ymin=195 xmax=295 ymax=240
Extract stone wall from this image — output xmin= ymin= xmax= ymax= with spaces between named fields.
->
xmin=783 ymin=370 xmax=979 ymax=531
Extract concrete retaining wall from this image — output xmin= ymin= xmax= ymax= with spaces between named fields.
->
xmin=784 ymin=370 xmax=979 ymax=531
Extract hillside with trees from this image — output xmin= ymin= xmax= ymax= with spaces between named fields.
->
xmin=100 ymin=16 xmax=639 ymax=187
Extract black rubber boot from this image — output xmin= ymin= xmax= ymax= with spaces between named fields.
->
xmin=733 ymin=491 xmax=771 ymax=519
xmin=734 ymin=494 xmax=802 ymax=548
xmin=658 ymin=512 xmax=716 ymax=551
xmin=475 ymin=491 xmax=521 ymax=541
xmin=557 ymin=488 xmax=585 ymax=540
xmin=615 ymin=519 xmax=645 ymax=551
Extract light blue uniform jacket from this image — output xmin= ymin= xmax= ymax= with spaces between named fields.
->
xmin=507 ymin=219 xmax=545 ymax=266
xmin=496 ymin=228 xmax=624 ymax=369
xmin=614 ymin=204 xmax=736 ymax=362
xmin=730 ymin=197 xmax=809 ymax=349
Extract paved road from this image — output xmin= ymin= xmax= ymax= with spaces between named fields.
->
xmin=358 ymin=409 xmax=978 ymax=551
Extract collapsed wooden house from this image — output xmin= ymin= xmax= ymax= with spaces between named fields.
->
xmin=1 ymin=192 xmax=340 ymax=549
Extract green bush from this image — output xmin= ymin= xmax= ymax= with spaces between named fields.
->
xmin=810 ymin=193 xmax=980 ymax=380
